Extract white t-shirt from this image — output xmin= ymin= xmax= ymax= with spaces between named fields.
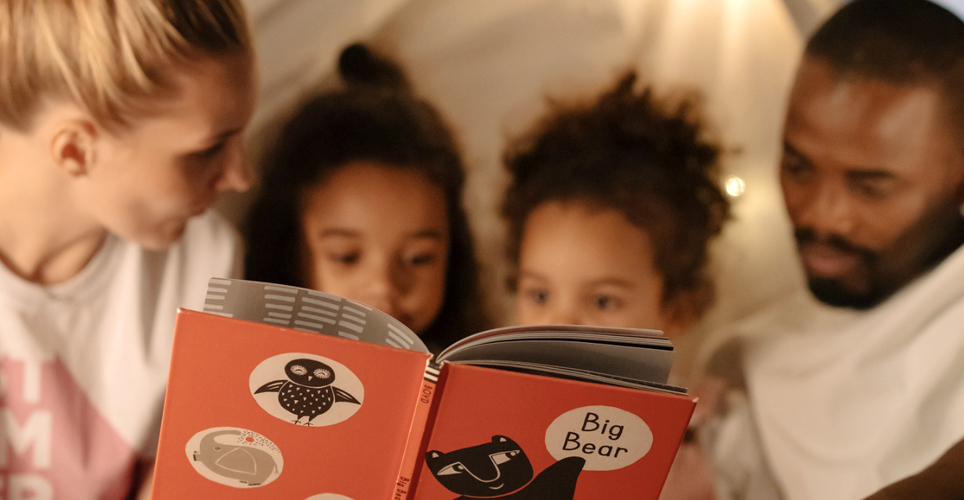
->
xmin=714 ymin=244 xmax=964 ymax=500
xmin=0 ymin=212 xmax=240 ymax=500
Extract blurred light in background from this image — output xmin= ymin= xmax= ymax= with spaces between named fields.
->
xmin=725 ymin=176 xmax=746 ymax=197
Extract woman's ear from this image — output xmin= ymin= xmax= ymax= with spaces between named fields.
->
xmin=49 ymin=119 xmax=98 ymax=177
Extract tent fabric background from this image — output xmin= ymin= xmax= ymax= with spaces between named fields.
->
xmin=227 ymin=0 xmax=843 ymax=377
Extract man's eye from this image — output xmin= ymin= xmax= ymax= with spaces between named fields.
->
xmin=850 ymin=179 xmax=895 ymax=201
xmin=781 ymin=159 xmax=810 ymax=179
xmin=328 ymin=252 xmax=359 ymax=265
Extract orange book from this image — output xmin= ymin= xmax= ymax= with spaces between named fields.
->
xmin=152 ymin=279 xmax=695 ymax=500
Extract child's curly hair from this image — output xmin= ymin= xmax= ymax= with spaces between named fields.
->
xmin=502 ymin=71 xmax=730 ymax=321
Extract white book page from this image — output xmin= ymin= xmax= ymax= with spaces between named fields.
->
xmin=438 ymin=338 xmax=673 ymax=385
xmin=201 ymin=278 xmax=428 ymax=353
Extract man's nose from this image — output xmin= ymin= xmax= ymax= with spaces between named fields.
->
xmin=796 ymin=182 xmax=855 ymax=238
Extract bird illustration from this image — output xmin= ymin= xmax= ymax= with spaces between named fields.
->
xmin=254 ymin=358 xmax=361 ymax=425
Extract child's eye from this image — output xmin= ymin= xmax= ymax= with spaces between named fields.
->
xmin=525 ymin=288 xmax=549 ymax=305
xmin=327 ymin=252 xmax=360 ymax=265
xmin=591 ymin=295 xmax=620 ymax=311
xmin=404 ymin=253 xmax=437 ymax=267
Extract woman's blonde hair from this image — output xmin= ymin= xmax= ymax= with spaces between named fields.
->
xmin=0 ymin=0 xmax=252 ymax=131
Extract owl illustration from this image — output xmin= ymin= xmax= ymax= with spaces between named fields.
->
xmin=254 ymin=358 xmax=361 ymax=425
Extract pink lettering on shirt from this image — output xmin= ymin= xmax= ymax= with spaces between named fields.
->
xmin=0 ymin=357 xmax=136 ymax=500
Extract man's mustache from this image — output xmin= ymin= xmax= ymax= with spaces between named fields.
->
xmin=794 ymin=228 xmax=874 ymax=258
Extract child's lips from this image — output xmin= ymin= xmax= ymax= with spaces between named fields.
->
xmin=799 ymin=242 xmax=859 ymax=277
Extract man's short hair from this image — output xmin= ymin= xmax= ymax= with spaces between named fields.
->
xmin=806 ymin=0 xmax=964 ymax=140
xmin=0 ymin=0 xmax=252 ymax=131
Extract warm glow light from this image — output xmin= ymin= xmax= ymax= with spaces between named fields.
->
xmin=725 ymin=176 xmax=746 ymax=197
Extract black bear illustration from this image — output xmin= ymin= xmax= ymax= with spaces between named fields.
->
xmin=192 ymin=429 xmax=278 ymax=486
xmin=426 ymin=435 xmax=585 ymax=499
xmin=254 ymin=358 xmax=360 ymax=425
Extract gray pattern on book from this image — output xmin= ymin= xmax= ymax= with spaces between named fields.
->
xmin=202 ymin=278 xmax=428 ymax=353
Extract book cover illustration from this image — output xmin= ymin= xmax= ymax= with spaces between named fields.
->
xmin=250 ymin=353 xmax=363 ymax=426
xmin=152 ymin=279 xmax=695 ymax=499
xmin=425 ymin=435 xmax=585 ymax=499
xmin=412 ymin=363 xmax=694 ymax=499
xmin=186 ymin=427 xmax=283 ymax=487
xmin=152 ymin=279 xmax=433 ymax=499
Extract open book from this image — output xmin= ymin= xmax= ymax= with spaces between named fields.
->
xmin=151 ymin=278 xmax=696 ymax=499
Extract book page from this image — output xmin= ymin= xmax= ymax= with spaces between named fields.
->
xmin=439 ymin=338 xmax=673 ymax=385
xmin=441 ymin=324 xmax=669 ymax=355
xmin=202 ymin=278 xmax=428 ymax=353
xmin=464 ymin=360 xmax=686 ymax=394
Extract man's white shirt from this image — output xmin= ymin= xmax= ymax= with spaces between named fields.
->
xmin=715 ymin=244 xmax=964 ymax=500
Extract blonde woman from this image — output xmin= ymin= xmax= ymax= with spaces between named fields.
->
xmin=0 ymin=1 xmax=256 ymax=498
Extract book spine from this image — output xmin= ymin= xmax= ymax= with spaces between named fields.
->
xmin=392 ymin=361 xmax=442 ymax=500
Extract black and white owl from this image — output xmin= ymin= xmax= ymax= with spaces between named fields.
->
xmin=254 ymin=358 xmax=360 ymax=425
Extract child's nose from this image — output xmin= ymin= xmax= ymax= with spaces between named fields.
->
xmin=543 ymin=307 xmax=583 ymax=326
xmin=357 ymin=261 xmax=402 ymax=318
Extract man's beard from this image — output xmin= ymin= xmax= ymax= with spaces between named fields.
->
xmin=795 ymin=202 xmax=964 ymax=310
xmin=796 ymin=229 xmax=885 ymax=309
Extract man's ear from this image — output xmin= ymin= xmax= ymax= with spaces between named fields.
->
xmin=49 ymin=120 xmax=98 ymax=177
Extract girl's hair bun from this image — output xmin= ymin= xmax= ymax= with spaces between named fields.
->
xmin=337 ymin=43 xmax=410 ymax=91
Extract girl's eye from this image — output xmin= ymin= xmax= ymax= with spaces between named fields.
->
xmin=405 ymin=253 xmax=436 ymax=266
xmin=328 ymin=252 xmax=360 ymax=265
xmin=591 ymin=295 xmax=618 ymax=311
xmin=525 ymin=289 xmax=549 ymax=305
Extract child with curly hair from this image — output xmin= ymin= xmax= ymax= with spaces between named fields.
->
xmin=503 ymin=72 xmax=729 ymax=337
xmin=502 ymin=72 xmax=731 ymax=499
